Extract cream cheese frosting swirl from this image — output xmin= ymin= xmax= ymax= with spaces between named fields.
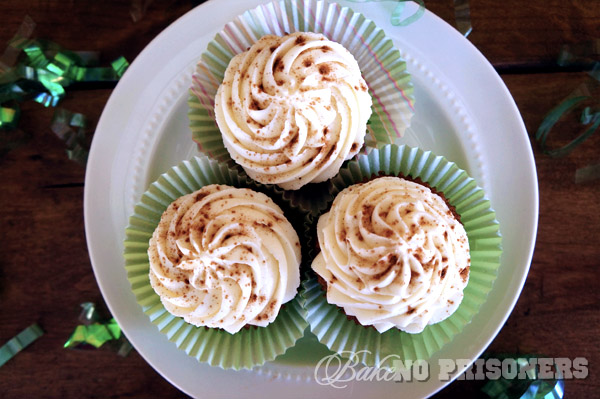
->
xmin=214 ymin=32 xmax=373 ymax=190
xmin=312 ymin=177 xmax=470 ymax=334
xmin=148 ymin=184 xmax=301 ymax=334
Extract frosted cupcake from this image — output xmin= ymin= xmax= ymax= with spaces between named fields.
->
xmin=302 ymin=144 xmax=501 ymax=366
xmin=125 ymin=156 xmax=309 ymax=369
xmin=148 ymin=184 xmax=301 ymax=334
xmin=214 ymin=32 xmax=373 ymax=190
xmin=311 ymin=176 xmax=470 ymax=334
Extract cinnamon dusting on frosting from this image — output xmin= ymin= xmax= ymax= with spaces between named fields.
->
xmin=214 ymin=32 xmax=372 ymax=190
xmin=311 ymin=176 xmax=470 ymax=334
xmin=148 ymin=184 xmax=301 ymax=334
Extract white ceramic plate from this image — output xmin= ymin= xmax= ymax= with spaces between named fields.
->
xmin=84 ymin=1 xmax=538 ymax=398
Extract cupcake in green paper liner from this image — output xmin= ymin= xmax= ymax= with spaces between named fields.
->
xmin=189 ymin=0 xmax=414 ymax=201
xmin=302 ymin=144 xmax=502 ymax=367
xmin=123 ymin=155 xmax=309 ymax=370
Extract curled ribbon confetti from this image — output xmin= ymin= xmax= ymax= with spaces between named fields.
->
xmin=481 ymin=355 xmax=565 ymax=399
xmin=346 ymin=0 xmax=425 ymax=26
xmin=346 ymin=1 xmax=472 ymax=36
xmin=535 ymin=63 xmax=600 ymax=158
xmin=537 ymin=39 xmax=600 ymax=183
xmin=0 ymin=324 xmax=44 ymax=368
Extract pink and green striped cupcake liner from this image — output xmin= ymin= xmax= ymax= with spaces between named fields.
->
xmin=188 ymin=0 xmax=415 ymax=159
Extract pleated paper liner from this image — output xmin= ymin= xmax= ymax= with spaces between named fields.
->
xmin=188 ymin=0 xmax=415 ymax=161
xmin=302 ymin=144 xmax=502 ymax=367
xmin=123 ymin=155 xmax=309 ymax=370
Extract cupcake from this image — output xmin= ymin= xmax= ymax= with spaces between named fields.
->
xmin=124 ymin=155 xmax=309 ymax=369
xmin=311 ymin=176 xmax=470 ymax=334
xmin=213 ymin=32 xmax=373 ymax=190
xmin=148 ymin=184 xmax=301 ymax=334
xmin=302 ymin=144 xmax=501 ymax=366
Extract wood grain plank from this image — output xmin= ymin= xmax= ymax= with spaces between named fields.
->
xmin=0 ymin=1 xmax=599 ymax=398
xmin=0 ymin=1 xmax=198 ymax=64
xmin=0 ymin=87 xmax=186 ymax=397
xmin=0 ymin=1 xmax=598 ymax=68
xmin=434 ymin=71 xmax=600 ymax=398
xmin=468 ymin=0 xmax=600 ymax=69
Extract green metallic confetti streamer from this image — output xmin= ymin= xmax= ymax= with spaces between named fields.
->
xmin=535 ymin=63 xmax=600 ymax=157
xmin=0 ymin=108 xmax=30 ymax=156
xmin=454 ymin=0 xmax=472 ymax=37
xmin=50 ymin=108 xmax=92 ymax=165
xmin=346 ymin=0 xmax=425 ymax=26
xmin=0 ymin=324 xmax=44 ymax=368
xmin=0 ymin=15 xmax=36 ymax=75
xmin=558 ymin=39 xmax=600 ymax=69
xmin=117 ymin=339 xmax=134 ymax=357
xmin=0 ymin=105 xmax=19 ymax=130
xmin=64 ymin=318 xmax=122 ymax=349
xmin=575 ymin=162 xmax=600 ymax=184
xmin=481 ymin=355 xmax=564 ymax=399
xmin=78 ymin=301 xmax=102 ymax=324
xmin=390 ymin=0 xmax=425 ymax=26
xmin=111 ymin=56 xmax=129 ymax=77
xmin=64 ymin=303 xmax=132 ymax=356
xmin=345 ymin=1 xmax=472 ymax=35
xmin=130 ymin=0 xmax=156 ymax=22
xmin=0 ymin=15 xmax=129 ymax=143
xmin=65 ymin=303 xmax=121 ymax=348
xmin=5 ymin=39 xmax=129 ymax=107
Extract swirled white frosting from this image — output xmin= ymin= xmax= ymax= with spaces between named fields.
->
xmin=312 ymin=177 xmax=470 ymax=333
xmin=214 ymin=32 xmax=372 ymax=190
xmin=148 ymin=184 xmax=301 ymax=334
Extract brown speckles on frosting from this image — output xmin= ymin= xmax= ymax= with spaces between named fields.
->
xmin=214 ymin=32 xmax=372 ymax=190
xmin=294 ymin=35 xmax=307 ymax=45
xmin=311 ymin=176 xmax=471 ymax=334
xmin=148 ymin=184 xmax=301 ymax=334
xmin=460 ymin=266 xmax=470 ymax=282
xmin=318 ymin=64 xmax=331 ymax=75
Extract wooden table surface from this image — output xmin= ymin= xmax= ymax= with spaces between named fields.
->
xmin=1 ymin=1 xmax=598 ymax=398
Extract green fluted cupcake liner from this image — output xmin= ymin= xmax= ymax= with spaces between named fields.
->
xmin=302 ymin=144 xmax=502 ymax=367
xmin=189 ymin=0 xmax=415 ymax=161
xmin=123 ymin=155 xmax=309 ymax=370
